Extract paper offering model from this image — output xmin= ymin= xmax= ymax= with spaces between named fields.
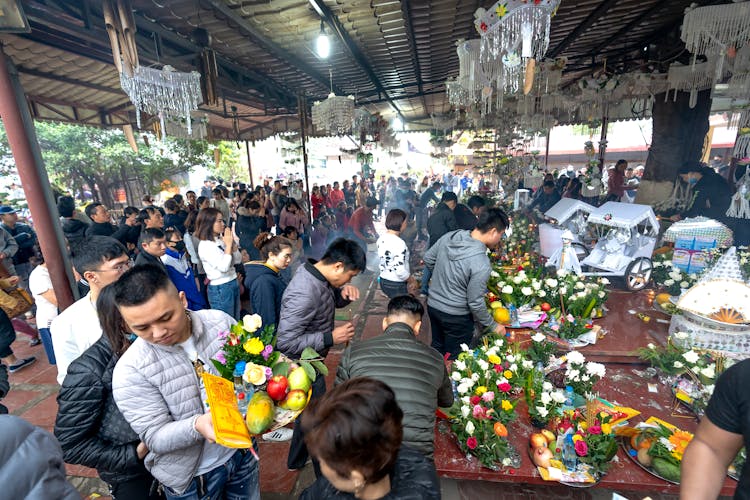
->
xmin=547 ymin=230 xmax=582 ymax=275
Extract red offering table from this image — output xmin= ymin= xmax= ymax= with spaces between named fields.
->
xmin=434 ymin=363 xmax=737 ymax=495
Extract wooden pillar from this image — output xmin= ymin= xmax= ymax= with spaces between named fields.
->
xmin=0 ymin=46 xmax=77 ymax=309
xmin=297 ymin=95 xmax=312 ymax=227
xmin=245 ymin=140 xmax=254 ymax=188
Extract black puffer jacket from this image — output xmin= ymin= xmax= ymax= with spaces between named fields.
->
xmin=336 ymin=322 xmax=454 ymax=458
xmin=54 ymin=336 xmax=152 ymax=485
xmin=61 ymin=217 xmax=89 ymax=245
xmin=426 ymin=203 xmax=457 ymax=248
xmin=300 ymin=446 xmax=441 ymax=499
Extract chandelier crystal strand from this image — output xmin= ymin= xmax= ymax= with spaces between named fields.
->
xmin=681 ymin=2 xmax=750 ymax=57
xmin=120 ymin=65 xmax=202 ymax=135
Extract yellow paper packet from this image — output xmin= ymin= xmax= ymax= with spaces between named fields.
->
xmin=202 ymin=372 xmax=253 ymax=448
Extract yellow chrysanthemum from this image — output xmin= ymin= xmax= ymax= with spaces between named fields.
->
xmin=475 ymin=386 xmax=488 ymax=396
xmin=671 ymin=450 xmax=684 ymax=461
xmin=503 ymin=370 xmax=513 ymax=379
xmin=487 ymin=354 xmax=501 ymax=365
xmin=601 ymin=423 xmax=612 ymax=435
xmin=572 ymin=434 xmax=583 ymax=443
xmin=243 ymin=337 xmax=265 ymax=355
xmin=668 ymin=430 xmax=693 ymax=454
xmin=578 ymin=421 xmax=588 ymax=431
xmin=501 ymin=399 xmax=512 ymax=411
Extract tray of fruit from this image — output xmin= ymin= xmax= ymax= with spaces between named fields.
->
xmin=619 ymin=417 xmax=691 ymax=485
xmin=245 ymin=365 xmax=315 ymax=436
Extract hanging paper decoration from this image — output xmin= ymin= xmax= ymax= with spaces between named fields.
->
xmin=667 ymin=58 xmax=728 ymax=108
xmin=473 ymin=0 xmax=560 ymax=114
xmin=681 ymin=2 xmax=750 ymax=77
xmin=734 ymin=111 xmax=750 ymax=160
xmin=120 ymin=65 xmax=202 ymax=137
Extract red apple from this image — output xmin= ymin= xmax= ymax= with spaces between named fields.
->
xmin=266 ymin=375 xmax=289 ymax=401
xmin=540 ymin=302 xmax=551 ymax=312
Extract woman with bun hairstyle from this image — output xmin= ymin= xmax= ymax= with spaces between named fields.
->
xmin=243 ymin=233 xmax=294 ymax=329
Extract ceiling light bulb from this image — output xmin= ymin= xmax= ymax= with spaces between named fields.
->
xmin=392 ymin=117 xmax=403 ymax=131
xmin=316 ymin=22 xmax=330 ymax=59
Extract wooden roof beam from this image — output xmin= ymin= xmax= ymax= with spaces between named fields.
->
xmin=399 ymin=0 xmax=428 ymax=116
xmin=547 ymin=0 xmax=620 ymax=58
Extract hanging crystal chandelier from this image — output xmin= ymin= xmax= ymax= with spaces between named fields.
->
xmin=311 ymin=69 xmax=355 ymax=135
xmin=120 ymin=65 xmax=202 ymax=135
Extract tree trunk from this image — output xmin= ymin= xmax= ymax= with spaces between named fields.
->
xmin=644 ymin=89 xmax=712 ymax=182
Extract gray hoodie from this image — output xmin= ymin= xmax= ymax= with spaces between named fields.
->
xmin=424 ymin=230 xmax=494 ymax=328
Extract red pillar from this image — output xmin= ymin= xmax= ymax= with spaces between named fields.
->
xmin=0 ymin=46 xmax=76 ymax=310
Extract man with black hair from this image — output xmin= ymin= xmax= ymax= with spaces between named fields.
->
xmin=84 ymin=203 xmax=131 ymax=244
xmin=528 ymin=181 xmax=561 ymax=215
xmin=118 ymin=206 xmax=142 ymax=249
xmin=348 ymin=197 xmax=379 ymax=252
xmin=424 ymin=208 xmax=509 ymax=359
xmin=135 ymin=228 xmax=168 ymax=270
xmin=138 ymin=207 xmax=164 ymax=230
xmin=277 ymin=238 xmax=364 ymax=470
xmin=336 ymin=295 xmax=453 ymax=458
xmin=51 ymin=236 xmax=131 ymax=384
xmin=421 ymin=192 xmax=458 ymax=297
xmin=57 ymin=196 xmax=88 ymax=245
xmin=112 ymin=265 xmax=259 ymax=499
xmin=454 ymin=195 xmax=486 ymax=231
xmin=163 ymin=199 xmax=187 ymax=234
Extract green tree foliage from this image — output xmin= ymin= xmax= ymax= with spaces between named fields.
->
xmin=0 ymin=121 xmax=212 ymax=206
xmin=208 ymin=141 xmax=247 ymax=185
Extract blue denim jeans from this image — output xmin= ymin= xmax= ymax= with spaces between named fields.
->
xmin=208 ymin=280 xmax=240 ymax=320
xmin=38 ymin=328 xmax=56 ymax=365
xmin=163 ymin=449 xmax=260 ymax=500
xmin=420 ymin=266 xmax=432 ymax=295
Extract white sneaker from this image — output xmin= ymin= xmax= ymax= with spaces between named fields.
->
xmin=262 ymin=428 xmax=294 ymax=442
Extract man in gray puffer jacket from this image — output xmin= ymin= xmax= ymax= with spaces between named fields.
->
xmin=276 ymin=238 xmax=366 ymax=471
xmin=336 ymin=295 xmax=453 ymax=458
xmin=424 ymin=207 xmax=510 ymax=359
xmin=112 ymin=265 xmax=259 ymax=499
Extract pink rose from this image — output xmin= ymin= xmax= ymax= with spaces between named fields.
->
xmin=588 ymin=425 xmax=601 ymax=435
xmin=472 ymin=405 xmax=487 ymax=419
xmin=574 ymin=439 xmax=588 ymax=456
xmin=481 ymin=391 xmax=495 ymax=402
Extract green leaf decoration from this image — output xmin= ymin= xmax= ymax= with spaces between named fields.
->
xmin=272 ymin=362 xmax=290 ymax=377
xmin=300 ymin=361 xmax=317 ymax=382
xmin=300 ymin=347 xmax=320 ymax=360
xmin=311 ymin=360 xmax=329 ymax=376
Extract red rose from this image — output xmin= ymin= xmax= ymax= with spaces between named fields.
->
xmin=470 ymin=395 xmax=481 ymax=405
xmin=467 ymin=436 xmax=478 ymax=450
xmin=589 ymin=425 xmax=602 ymax=435
xmin=498 ymin=382 xmax=512 ymax=393
xmin=494 ymin=364 xmax=503 ymax=373
xmin=575 ymin=439 xmax=588 ymax=456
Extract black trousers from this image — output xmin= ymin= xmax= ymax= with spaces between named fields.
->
xmin=0 ymin=308 xmax=16 ymax=359
xmin=427 ymin=305 xmax=475 ymax=360
xmin=110 ymin=474 xmax=162 ymax=500
xmin=379 ymin=278 xmax=408 ymax=298
xmin=287 ymin=373 xmax=326 ymax=476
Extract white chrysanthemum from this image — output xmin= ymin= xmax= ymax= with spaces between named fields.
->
xmin=454 ymin=360 xmax=466 ymax=371
xmin=538 ymin=290 xmax=547 ymax=298
xmin=557 ymin=269 xmax=569 ymax=277
xmin=700 ymin=365 xmax=716 ymax=380
xmin=521 ymin=287 xmax=533 ymax=296
xmin=502 ymin=285 xmax=514 ymax=294
xmin=461 ymin=343 xmax=470 ymax=352
xmin=542 ymin=381 xmax=554 ymax=392
xmin=673 ymin=361 xmax=683 ymax=369
xmin=683 ymin=350 xmax=700 ymax=364
xmin=536 ymin=406 xmax=549 ymax=418
xmin=664 ymin=279 xmax=674 ymax=286
xmin=470 ymin=373 xmax=479 ymax=382
xmin=457 ymin=383 xmax=469 ymax=394
xmin=598 ymin=291 xmax=605 ymax=298
xmin=532 ymin=332 xmax=546 ymax=342
xmin=461 ymin=396 xmax=470 ymax=405
xmin=513 ymin=276 xmax=523 ymax=285
xmin=600 ymin=278 xmax=610 ymax=285
xmin=451 ymin=372 xmax=462 ymax=381
xmin=680 ymin=281 xmax=689 ymax=288
xmin=545 ymin=278 xmax=558 ymax=288
xmin=506 ymin=354 xmax=516 ymax=363
xmin=540 ymin=392 xmax=552 ymax=405
xmin=522 ymin=359 xmax=534 ymax=370
xmin=585 ymin=362 xmax=606 ymax=378
xmin=566 ymin=351 xmax=586 ymax=365
xmin=575 ymin=281 xmax=585 ymax=290
xmin=559 ymin=287 xmax=568 ymax=295
xmin=466 ymin=421 xmax=475 ymax=435
xmin=567 ymin=369 xmax=580 ymax=380
xmin=490 ymin=270 xmax=500 ymax=278
xmin=581 ymin=374 xmax=590 ymax=381
xmin=551 ymin=391 xmax=566 ymax=404
xmin=510 ymin=363 xmax=518 ymax=372
xmin=477 ymin=359 xmax=489 ymax=371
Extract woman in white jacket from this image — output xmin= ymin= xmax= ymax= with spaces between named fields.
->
xmin=195 ymin=207 xmax=242 ymax=319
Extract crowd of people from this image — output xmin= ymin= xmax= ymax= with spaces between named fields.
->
xmin=2 ymin=162 xmax=748 ymax=499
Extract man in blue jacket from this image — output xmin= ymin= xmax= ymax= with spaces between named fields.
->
xmin=276 ymin=238 xmax=365 ymax=471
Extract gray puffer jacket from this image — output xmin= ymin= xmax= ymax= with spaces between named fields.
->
xmin=112 ymin=309 xmax=236 ymax=493
xmin=0 ymin=415 xmax=81 ymax=500
xmin=276 ymin=261 xmax=351 ymax=358
xmin=424 ymin=230 xmax=494 ymax=328
xmin=335 ymin=322 xmax=453 ymax=458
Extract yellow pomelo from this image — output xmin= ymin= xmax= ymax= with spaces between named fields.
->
xmin=493 ymin=307 xmax=510 ymax=324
